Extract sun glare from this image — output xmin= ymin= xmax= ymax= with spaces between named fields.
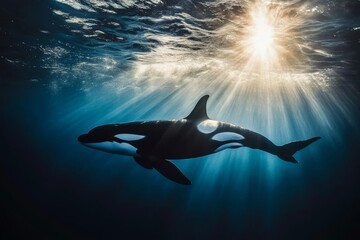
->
xmin=247 ymin=8 xmax=276 ymax=62
xmin=219 ymin=1 xmax=306 ymax=75
xmin=240 ymin=2 xmax=282 ymax=72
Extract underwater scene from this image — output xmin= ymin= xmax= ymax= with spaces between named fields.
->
xmin=1 ymin=0 xmax=360 ymax=239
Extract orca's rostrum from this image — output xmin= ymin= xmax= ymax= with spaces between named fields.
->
xmin=78 ymin=95 xmax=320 ymax=185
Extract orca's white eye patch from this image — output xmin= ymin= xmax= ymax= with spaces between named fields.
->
xmin=215 ymin=143 xmax=243 ymax=152
xmin=115 ymin=134 xmax=145 ymax=141
xmin=211 ymin=132 xmax=244 ymax=142
xmin=197 ymin=120 xmax=219 ymax=134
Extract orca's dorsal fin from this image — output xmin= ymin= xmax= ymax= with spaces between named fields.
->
xmin=185 ymin=95 xmax=210 ymax=121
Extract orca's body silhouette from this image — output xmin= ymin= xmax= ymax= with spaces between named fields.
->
xmin=78 ymin=95 xmax=320 ymax=185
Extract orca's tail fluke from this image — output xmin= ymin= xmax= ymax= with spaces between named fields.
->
xmin=277 ymin=137 xmax=321 ymax=163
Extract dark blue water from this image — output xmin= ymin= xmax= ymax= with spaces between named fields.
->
xmin=1 ymin=0 xmax=360 ymax=239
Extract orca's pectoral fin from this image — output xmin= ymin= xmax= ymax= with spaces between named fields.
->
xmin=153 ymin=160 xmax=191 ymax=185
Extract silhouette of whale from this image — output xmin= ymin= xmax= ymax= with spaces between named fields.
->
xmin=78 ymin=95 xmax=320 ymax=185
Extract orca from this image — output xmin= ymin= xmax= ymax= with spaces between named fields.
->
xmin=78 ymin=95 xmax=320 ymax=185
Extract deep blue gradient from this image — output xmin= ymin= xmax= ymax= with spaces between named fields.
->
xmin=1 ymin=0 xmax=360 ymax=239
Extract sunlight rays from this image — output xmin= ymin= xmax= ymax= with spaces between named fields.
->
xmin=98 ymin=1 xmax=360 ymax=187
xmin=100 ymin=0 xmax=360 ymax=164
